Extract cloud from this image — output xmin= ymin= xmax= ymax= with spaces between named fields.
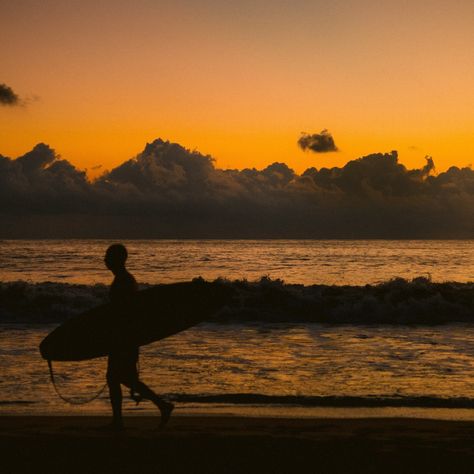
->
xmin=2 ymin=138 xmax=474 ymax=238
xmin=0 ymin=143 xmax=91 ymax=214
xmin=0 ymin=83 xmax=20 ymax=106
xmin=298 ymin=130 xmax=339 ymax=153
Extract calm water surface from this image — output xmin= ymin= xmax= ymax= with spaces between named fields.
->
xmin=2 ymin=239 xmax=474 ymax=285
xmin=2 ymin=323 xmax=474 ymax=416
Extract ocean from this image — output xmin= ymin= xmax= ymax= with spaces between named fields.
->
xmin=2 ymin=239 xmax=474 ymax=418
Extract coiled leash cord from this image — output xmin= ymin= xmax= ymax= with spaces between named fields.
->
xmin=47 ymin=360 xmax=107 ymax=405
xmin=47 ymin=360 xmax=142 ymax=405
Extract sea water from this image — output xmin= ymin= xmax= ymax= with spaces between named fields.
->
xmin=2 ymin=239 xmax=474 ymax=285
xmin=2 ymin=239 xmax=474 ymax=417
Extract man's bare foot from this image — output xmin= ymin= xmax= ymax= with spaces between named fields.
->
xmin=159 ymin=401 xmax=174 ymax=427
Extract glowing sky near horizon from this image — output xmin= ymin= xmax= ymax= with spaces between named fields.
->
xmin=1 ymin=0 xmax=473 ymax=176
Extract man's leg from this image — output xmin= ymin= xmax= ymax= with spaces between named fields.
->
xmin=130 ymin=379 xmax=174 ymax=426
xmin=106 ymin=370 xmax=124 ymax=429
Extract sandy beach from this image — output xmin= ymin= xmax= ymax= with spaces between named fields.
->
xmin=2 ymin=416 xmax=474 ymax=473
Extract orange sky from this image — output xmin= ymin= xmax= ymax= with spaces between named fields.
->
xmin=1 ymin=0 xmax=473 ymax=177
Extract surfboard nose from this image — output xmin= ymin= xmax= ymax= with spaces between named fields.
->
xmin=39 ymin=335 xmax=52 ymax=360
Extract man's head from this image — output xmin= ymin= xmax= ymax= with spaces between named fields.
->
xmin=104 ymin=244 xmax=128 ymax=273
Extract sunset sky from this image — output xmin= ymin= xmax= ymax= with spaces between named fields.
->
xmin=1 ymin=0 xmax=473 ymax=176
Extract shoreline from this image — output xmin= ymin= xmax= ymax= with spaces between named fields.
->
xmin=6 ymin=404 xmax=474 ymax=421
xmin=2 ymin=415 xmax=474 ymax=473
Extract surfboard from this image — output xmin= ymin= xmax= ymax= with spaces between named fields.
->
xmin=39 ymin=280 xmax=234 ymax=361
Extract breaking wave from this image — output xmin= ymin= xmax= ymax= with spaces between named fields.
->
xmin=2 ymin=276 xmax=474 ymax=324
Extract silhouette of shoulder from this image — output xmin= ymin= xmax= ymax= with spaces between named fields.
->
xmin=110 ymin=271 xmax=138 ymax=305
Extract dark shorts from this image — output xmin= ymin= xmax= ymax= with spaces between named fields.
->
xmin=107 ymin=351 xmax=139 ymax=386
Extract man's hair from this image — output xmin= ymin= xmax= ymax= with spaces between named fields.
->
xmin=105 ymin=244 xmax=128 ymax=265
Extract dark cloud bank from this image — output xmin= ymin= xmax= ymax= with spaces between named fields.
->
xmin=1 ymin=138 xmax=474 ymax=238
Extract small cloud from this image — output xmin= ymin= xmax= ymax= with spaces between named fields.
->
xmin=0 ymin=83 xmax=20 ymax=106
xmin=408 ymin=145 xmax=420 ymax=151
xmin=298 ymin=129 xmax=339 ymax=153
xmin=90 ymin=164 xmax=103 ymax=170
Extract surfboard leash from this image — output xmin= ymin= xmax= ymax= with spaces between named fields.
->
xmin=47 ymin=360 xmax=108 ymax=405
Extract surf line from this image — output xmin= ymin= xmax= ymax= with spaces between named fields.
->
xmin=47 ymin=360 xmax=107 ymax=405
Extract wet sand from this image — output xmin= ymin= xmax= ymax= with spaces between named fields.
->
xmin=2 ymin=416 xmax=474 ymax=473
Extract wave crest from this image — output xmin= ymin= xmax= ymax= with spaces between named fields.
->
xmin=2 ymin=277 xmax=474 ymax=324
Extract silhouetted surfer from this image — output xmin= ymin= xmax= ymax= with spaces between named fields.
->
xmin=104 ymin=244 xmax=174 ymax=430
